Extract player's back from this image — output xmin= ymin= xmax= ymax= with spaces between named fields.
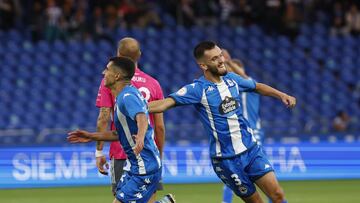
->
xmin=114 ymin=85 xmax=161 ymax=175
xmin=131 ymin=68 xmax=164 ymax=126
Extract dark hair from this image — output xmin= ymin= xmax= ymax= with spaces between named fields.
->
xmin=109 ymin=56 xmax=135 ymax=80
xmin=193 ymin=41 xmax=216 ymax=60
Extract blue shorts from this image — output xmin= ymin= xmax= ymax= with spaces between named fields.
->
xmin=211 ymin=144 xmax=273 ymax=198
xmin=115 ymin=169 xmax=161 ymax=203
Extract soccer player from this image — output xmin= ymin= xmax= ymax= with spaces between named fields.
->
xmin=95 ymin=37 xmax=165 ymax=202
xmin=68 ymin=57 xmax=175 ymax=203
xmin=148 ymin=41 xmax=296 ymax=203
xmin=221 ymin=49 xmax=266 ymax=203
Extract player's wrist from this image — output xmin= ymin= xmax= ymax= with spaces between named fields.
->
xmin=95 ymin=149 xmax=104 ymax=158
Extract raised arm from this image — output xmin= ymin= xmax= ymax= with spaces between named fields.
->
xmin=148 ymin=98 xmax=176 ymax=113
xmin=255 ymin=83 xmax=296 ymax=108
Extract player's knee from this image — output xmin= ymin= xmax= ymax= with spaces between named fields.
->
xmin=270 ymin=187 xmax=285 ymax=202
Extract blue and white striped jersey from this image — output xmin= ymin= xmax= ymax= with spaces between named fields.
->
xmin=169 ymin=72 xmax=258 ymax=158
xmin=114 ymin=85 xmax=161 ymax=175
xmin=240 ymin=81 xmax=265 ymax=144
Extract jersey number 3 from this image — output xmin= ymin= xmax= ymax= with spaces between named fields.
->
xmin=138 ymin=87 xmax=151 ymax=102
xmin=231 ymin=174 xmax=242 ymax=186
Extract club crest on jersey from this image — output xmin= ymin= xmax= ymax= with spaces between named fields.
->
xmin=176 ymin=87 xmax=187 ymax=96
xmin=219 ymin=96 xmax=239 ymax=115
xmin=226 ymin=79 xmax=235 ymax=87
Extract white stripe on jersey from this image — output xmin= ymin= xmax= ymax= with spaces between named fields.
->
xmin=201 ymin=89 xmax=222 ymax=157
xmin=116 ymin=107 xmax=146 ymax=175
xmin=241 ymin=93 xmax=248 ymax=120
xmin=150 ymin=130 xmax=162 ymax=169
xmin=217 ymin=81 xmax=247 ymax=154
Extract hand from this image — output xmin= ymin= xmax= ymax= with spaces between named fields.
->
xmin=96 ymin=156 xmax=109 ymax=175
xmin=67 ymin=130 xmax=93 ymax=143
xmin=132 ymin=134 xmax=144 ymax=156
xmin=281 ymin=94 xmax=296 ymax=108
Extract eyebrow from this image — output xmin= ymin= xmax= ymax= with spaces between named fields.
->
xmin=211 ymin=52 xmax=222 ymax=61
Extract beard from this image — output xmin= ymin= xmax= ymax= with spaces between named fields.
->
xmin=207 ymin=63 xmax=228 ymax=76
xmin=104 ymin=78 xmax=114 ymax=88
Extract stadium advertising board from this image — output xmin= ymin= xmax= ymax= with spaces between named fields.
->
xmin=1 ymin=143 xmax=360 ymax=188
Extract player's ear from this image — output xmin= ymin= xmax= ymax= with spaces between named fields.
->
xmin=198 ymin=62 xmax=207 ymax=71
xmin=115 ymin=72 xmax=123 ymax=81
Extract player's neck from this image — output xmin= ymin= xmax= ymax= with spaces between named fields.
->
xmin=111 ymin=81 xmax=131 ymax=97
xmin=204 ymin=72 xmax=222 ymax=84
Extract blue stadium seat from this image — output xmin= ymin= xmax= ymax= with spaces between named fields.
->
xmin=1 ymin=24 xmax=360 ymax=145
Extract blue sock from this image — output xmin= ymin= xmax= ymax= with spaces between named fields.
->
xmin=222 ymin=185 xmax=233 ymax=203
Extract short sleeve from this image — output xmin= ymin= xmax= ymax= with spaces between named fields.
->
xmin=228 ymin=72 xmax=256 ymax=92
xmin=119 ymin=93 xmax=147 ymax=120
xmin=169 ymin=83 xmax=202 ymax=105
xmin=96 ymin=78 xmax=114 ymax=108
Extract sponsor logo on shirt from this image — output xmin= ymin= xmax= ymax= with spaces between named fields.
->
xmin=219 ymin=96 xmax=239 ymax=115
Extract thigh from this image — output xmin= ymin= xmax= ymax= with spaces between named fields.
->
xmin=254 ymin=171 xmax=282 ymax=198
xmin=211 ymin=157 xmax=256 ymax=198
xmin=115 ymin=170 xmax=161 ymax=203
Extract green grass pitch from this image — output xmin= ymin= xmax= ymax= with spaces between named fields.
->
xmin=1 ymin=180 xmax=359 ymax=203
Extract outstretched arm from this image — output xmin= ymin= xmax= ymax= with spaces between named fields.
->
xmin=68 ymin=130 xmax=119 ymax=143
xmin=255 ymin=83 xmax=296 ymax=108
xmin=148 ymin=98 xmax=176 ymax=113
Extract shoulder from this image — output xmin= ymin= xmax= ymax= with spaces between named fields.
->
xmin=178 ymin=81 xmax=204 ymax=95
xmin=225 ymin=72 xmax=243 ymax=80
xmin=118 ymin=87 xmax=141 ymax=102
xmin=142 ymin=71 xmax=162 ymax=87
xmin=134 ymin=69 xmax=162 ymax=88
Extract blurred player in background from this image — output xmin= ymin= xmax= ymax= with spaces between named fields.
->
xmin=95 ymin=37 xmax=165 ymax=202
xmin=221 ymin=49 xmax=266 ymax=203
xmin=69 ymin=57 xmax=175 ymax=203
xmin=148 ymin=41 xmax=296 ymax=203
